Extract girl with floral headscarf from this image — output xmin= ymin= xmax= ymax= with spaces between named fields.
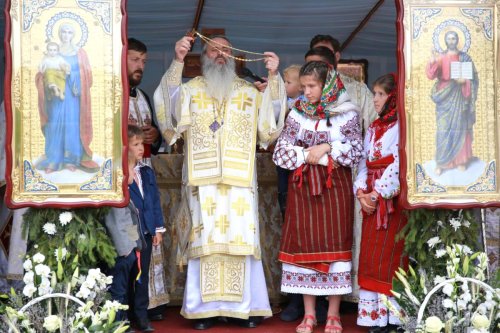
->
xmin=273 ymin=61 xmax=363 ymax=333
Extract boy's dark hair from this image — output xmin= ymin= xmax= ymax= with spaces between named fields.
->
xmin=299 ymin=61 xmax=330 ymax=88
xmin=128 ymin=38 xmax=147 ymax=53
xmin=304 ymin=47 xmax=337 ymax=69
xmin=127 ymin=124 xmax=144 ymax=139
xmin=309 ymin=34 xmax=341 ymax=53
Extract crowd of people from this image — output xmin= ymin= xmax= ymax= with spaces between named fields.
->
xmin=104 ymin=32 xmax=407 ymax=333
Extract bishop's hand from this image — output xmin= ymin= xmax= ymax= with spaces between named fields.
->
xmin=264 ymin=52 xmax=279 ymax=76
xmin=175 ymin=36 xmax=194 ymax=63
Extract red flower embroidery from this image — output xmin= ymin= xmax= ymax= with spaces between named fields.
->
xmin=370 ymin=310 xmax=379 ymax=320
xmin=361 ymin=309 xmax=367 ymax=316
xmin=380 ymin=308 xmax=387 ymax=316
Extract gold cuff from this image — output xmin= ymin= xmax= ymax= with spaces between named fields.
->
xmin=166 ymin=60 xmax=184 ymax=86
xmin=267 ymin=72 xmax=280 ymax=100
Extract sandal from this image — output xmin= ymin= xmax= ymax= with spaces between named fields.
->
xmin=324 ymin=315 xmax=342 ymax=333
xmin=296 ymin=314 xmax=317 ymax=333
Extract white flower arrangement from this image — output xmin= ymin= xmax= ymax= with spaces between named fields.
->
xmin=0 ymin=208 xmax=121 ymax=332
xmin=388 ymin=243 xmax=499 ymax=333
xmin=1 ymin=250 xmax=127 ymax=333
xmin=388 ymin=211 xmax=499 ymax=333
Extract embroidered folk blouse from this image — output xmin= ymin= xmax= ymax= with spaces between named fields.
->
xmin=354 ymin=122 xmax=400 ymax=199
xmin=273 ymin=109 xmax=363 ymax=170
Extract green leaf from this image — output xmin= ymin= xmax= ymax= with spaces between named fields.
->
xmin=462 ymin=256 xmax=469 ymax=275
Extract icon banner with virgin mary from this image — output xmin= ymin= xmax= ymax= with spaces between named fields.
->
xmin=4 ymin=0 xmax=129 ymax=208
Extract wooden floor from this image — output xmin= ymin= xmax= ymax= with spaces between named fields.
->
xmin=149 ymin=303 xmax=367 ymax=333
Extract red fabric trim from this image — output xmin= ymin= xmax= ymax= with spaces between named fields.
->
xmin=279 ymin=251 xmax=352 ymax=274
xmin=279 ymin=250 xmax=352 ymax=263
xmin=135 ymin=249 xmax=142 ymax=281
xmin=358 ymin=275 xmax=393 ymax=296
xmin=143 ymin=144 xmax=152 ymax=158
xmin=365 ymin=155 xmax=394 ymax=169
xmin=293 ymin=164 xmax=304 ymax=188
xmin=364 ymin=154 xmax=395 ymax=230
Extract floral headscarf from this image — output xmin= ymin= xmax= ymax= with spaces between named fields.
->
xmin=294 ymin=69 xmax=349 ymax=125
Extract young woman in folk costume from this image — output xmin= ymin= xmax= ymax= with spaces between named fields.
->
xmin=354 ymin=74 xmax=407 ymax=333
xmin=273 ymin=61 xmax=364 ymax=333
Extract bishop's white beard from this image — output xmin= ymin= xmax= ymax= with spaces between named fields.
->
xmin=201 ymin=54 xmax=236 ymax=102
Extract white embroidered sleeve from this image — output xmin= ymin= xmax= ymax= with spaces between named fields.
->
xmin=330 ymin=111 xmax=364 ymax=168
xmin=353 ymin=127 xmax=372 ymax=192
xmin=374 ymin=139 xmax=400 ymax=199
xmin=272 ymin=115 xmax=304 ymax=170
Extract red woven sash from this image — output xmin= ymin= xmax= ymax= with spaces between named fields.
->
xmin=366 ymin=155 xmax=395 ymax=230
xmin=292 ymin=156 xmax=335 ymax=196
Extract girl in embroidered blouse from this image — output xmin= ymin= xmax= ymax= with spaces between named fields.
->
xmin=273 ymin=61 xmax=363 ymax=333
xmin=354 ymin=74 xmax=407 ymax=333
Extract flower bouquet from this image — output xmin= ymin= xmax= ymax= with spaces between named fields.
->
xmin=387 ymin=209 xmax=500 ymax=333
xmin=0 ymin=208 xmax=128 ymax=332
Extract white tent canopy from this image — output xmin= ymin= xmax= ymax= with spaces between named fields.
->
xmin=0 ymin=0 xmax=397 ymax=97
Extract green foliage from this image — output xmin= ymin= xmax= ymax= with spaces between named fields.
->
xmin=397 ymin=209 xmax=480 ymax=276
xmin=22 ymin=207 xmax=116 ymax=282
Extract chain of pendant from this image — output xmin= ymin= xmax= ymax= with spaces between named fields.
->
xmin=194 ymin=31 xmax=267 ymax=62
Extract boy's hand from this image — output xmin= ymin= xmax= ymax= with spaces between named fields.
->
xmin=153 ymin=232 xmax=163 ymax=246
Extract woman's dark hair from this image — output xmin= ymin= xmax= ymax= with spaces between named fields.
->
xmin=373 ymin=74 xmax=396 ymax=94
xmin=299 ymin=61 xmax=330 ymax=87
xmin=127 ymin=124 xmax=144 ymax=139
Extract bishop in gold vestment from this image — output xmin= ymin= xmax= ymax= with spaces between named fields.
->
xmin=154 ymin=35 xmax=286 ymax=326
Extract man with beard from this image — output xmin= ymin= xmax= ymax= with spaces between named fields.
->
xmin=154 ymin=35 xmax=286 ymax=329
xmin=127 ymin=38 xmax=162 ymax=159
xmin=126 ymin=38 xmax=167 ymax=332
